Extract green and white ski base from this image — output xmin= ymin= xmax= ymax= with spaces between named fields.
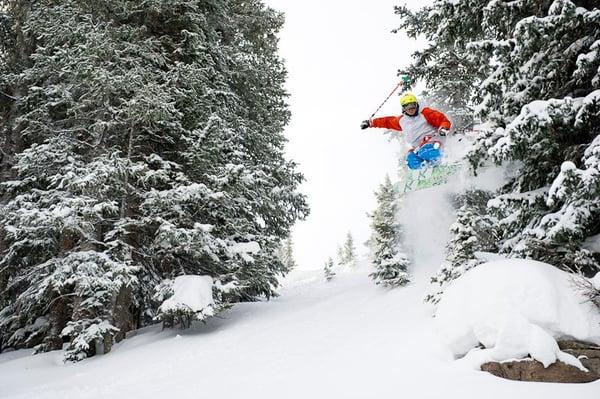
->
xmin=395 ymin=163 xmax=462 ymax=194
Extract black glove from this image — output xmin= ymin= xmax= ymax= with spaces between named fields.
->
xmin=438 ymin=127 xmax=449 ymax=136
xmin=360 ymin=120 xmax=370 ymax=130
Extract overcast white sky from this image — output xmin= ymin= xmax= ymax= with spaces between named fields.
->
xmin=264 ymin=0 xmax=428 ymax=270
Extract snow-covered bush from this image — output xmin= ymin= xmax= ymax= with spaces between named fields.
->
xmin=154 ymin=276 xmax=228 ymax=329
xmin=62 ymin=320 xmax=120 ymax=363
xmin=323 ymin=257 xmax=336 ymax=282
xmin=370 ymin=253 xmax=411 ymax=289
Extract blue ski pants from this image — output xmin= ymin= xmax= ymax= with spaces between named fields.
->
xmin=406 ymin=143 xmax=442 ymax=170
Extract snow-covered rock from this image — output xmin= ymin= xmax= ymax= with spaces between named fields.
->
xmin=435 ymin=259 xmax=600 ymax=370
xmin=481 ymin=343 xmax=600 ymax=383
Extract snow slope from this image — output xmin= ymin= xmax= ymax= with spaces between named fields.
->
xmin=1 ymin=166 xmax=599 ymax=398
xmin=2 ymin=266 xmax=599 ymax=398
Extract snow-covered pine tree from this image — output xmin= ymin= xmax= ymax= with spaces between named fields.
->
xmin=324 ymin=257 xmax=335 ymax=282
xmin=394 ymin=1 xmax=489 ymax=132
xmin=426 ymin=190 xmax=497 ymax=303
xmin=341 ymin=232 xmax=357 ymax=267
xmin=336 ymin=245 xmax=344 ymax=266
xmin=368 ymin=175 xmax=410 ymax=288
xmin=397 ymin=0 xmax=600 ymax=277
xmin=0 ymin=0 xmax=308 ymax=361
xmin=278 ymin=238 xmax=297 ymax=271
xmin=464 ymin=0 xmax=600 ymax=276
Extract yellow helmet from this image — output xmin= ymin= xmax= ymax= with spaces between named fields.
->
xmin=400 ymin=92 xmax=418 ymax=106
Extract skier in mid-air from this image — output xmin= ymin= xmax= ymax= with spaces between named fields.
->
xmin=360 ymin=93 xmax=451 ymax=170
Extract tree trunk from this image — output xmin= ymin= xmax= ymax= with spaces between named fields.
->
xmin=1 ymin=1 xmax=33 ymax=183
xmin=112 ymin=284 xmax=135 ymax=345
xmin=45 ymin=297 xmax=68 ymax=351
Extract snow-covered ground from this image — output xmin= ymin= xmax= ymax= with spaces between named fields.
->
xmin=2 ymin=265 xmax=599 ymax=398
xmin=1 ymin=162 xmax=599 ymax=398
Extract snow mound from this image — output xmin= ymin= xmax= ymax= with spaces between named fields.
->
xmin=159 ymin=275 xmax=215 ymax=316
xmin=435 ymin=259 xmax=600 ymax=370
xmin=592 ymin=272 xmax=600 ymax=290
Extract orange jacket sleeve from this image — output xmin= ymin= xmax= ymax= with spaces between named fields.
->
xmin=421 ymin=107 xmax=451 ymax=130
xmin=370 ymin=116 xmax=402 ymax=131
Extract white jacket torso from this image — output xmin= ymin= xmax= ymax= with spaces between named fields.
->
xmin=399 ymin=112 xmax=440 ymax=148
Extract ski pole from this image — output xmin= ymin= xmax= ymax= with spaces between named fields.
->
xmin=368 ymin=75 xmax=412 ymax=119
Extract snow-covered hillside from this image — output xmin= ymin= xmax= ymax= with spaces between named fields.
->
xmin=1 ymin=166 xmax=599 ymax=398
xmin=1 ymin=266 xmax=598 ymax=398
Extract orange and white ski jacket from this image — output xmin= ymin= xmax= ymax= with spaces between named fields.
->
xmin=370 ymin=107 xmax=451 ymax=149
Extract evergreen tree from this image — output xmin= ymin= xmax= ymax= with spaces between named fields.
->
xmin=278 ymin=238 xmax=297 ymax=271
xmin=464 ymin=0 xmax=600 ymax=275
xmin=341 ymin=232 xmax=357 ymax=267
xmin=324 ymin=257 xmax=335 ymax=282
xmin=397 ymin=0 xmax=600 ymax=278
xmin=336 ymin=245 xmax=344 ymax=266
xmin=368 ymin=176 xmax=410 ymax=288
xmin=0 ymin=0 xmax=308 ymax=361
xmin=394 ymin=1 xmax=489 ymax=132
xmin=426 ymin=190 xmax=497 ymax=303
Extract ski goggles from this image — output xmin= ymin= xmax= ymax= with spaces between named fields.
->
xmin=402 ymin=102 xmax=418 ymax=111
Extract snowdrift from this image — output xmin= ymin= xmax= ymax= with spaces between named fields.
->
xmin=435 ymin=259 xmax=600 ymax=370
